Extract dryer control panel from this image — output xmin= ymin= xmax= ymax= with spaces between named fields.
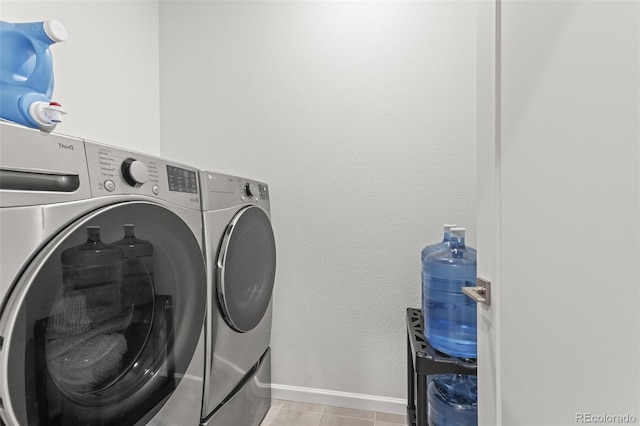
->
xmin=84 ymin=141 xmax=200 ymax=210
xmin=199 ymin=171 xmax=270 ymax=212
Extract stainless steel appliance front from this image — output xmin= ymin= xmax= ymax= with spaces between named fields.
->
xmin=0 ymin=122 xmax=206 ymax=425
xmin=200 ymin=171 xmax=275 ymax=425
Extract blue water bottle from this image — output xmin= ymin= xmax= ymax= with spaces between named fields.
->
xmin=421 ymin=224 xmax=456 ymax=263
xmin=0 ymin=19 xmax=67 ymax=131
xmin=428 ymin=374 xmax=478 ymax=426
xmin=421 ymin=224 xmax=455 ymax=344
xmin=423 ymin=227 xmax=477 ymax=358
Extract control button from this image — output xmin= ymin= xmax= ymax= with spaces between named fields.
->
xmin=121 ymin=158 xmax=149 ymax=187
xmin=152 ymin=185 xmax=160 ymax=195
xmin=104 ymin=180 xmax=115 ymax=192
xmin=244 ymin=182 xmax=257 ymax=197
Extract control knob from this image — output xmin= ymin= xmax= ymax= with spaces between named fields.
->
xmin=244 ymin=182 xmax=257 ymax=198
xmin=121 ymin=158 xmax=149 ymax=187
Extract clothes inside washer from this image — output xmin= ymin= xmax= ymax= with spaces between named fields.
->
xmin=47 ymin=333 xmax=127 ymax=392
xmin=47 ymin=293 xmax=91 ymax=337
xmin=46 ymin=310 xmax=132 ymax=392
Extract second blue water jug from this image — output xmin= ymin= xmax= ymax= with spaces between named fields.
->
xmin=0 ymin=19 xmax=67 ymax=131
xmin=428 ymin=374 xmax=478 ymax=426
xmin=422 ymin=227 xmax=477 ymax=358
xmin=112 ymin=224 xmax=155 ymax=307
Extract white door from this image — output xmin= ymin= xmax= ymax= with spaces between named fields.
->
xmin=476 ymin=1 xmax=640 ymax=424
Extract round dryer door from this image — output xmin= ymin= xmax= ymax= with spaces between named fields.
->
xmin=0 ymin=202 xmax=205 ymax=425
xmin=217 ymin=206 xmax=276 ymax=333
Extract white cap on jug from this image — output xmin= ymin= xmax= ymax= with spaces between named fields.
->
xmin=29 ymin=101 xmax=67 ymax=131
xmin=44 ymin=20 xmax=68 ymax=43
xmin=450 ymin=227 xmax=466 ymax=239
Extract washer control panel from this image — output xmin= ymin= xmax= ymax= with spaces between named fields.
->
xmin=121 ymin=157 xmax=149 ymax=187
xmin=84 ymin=141 xmax=200 ymax=209
xmin=166 ymin=165 xmax=198 ymax=194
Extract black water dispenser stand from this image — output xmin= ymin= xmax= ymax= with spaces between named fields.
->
xmin=406 ymin=308 xmax=477 ymax=426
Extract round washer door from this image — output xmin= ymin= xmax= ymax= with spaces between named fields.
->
xmin=1 ymin=202 xmax=205 ymax=425
xmin=217 ymin=206 xmax=276 ymax=333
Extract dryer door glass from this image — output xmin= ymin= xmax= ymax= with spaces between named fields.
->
xmin=1 ymin=202 xmax=206 ymax=426
xmin=217 ymin=206 xmax=276 ymax=332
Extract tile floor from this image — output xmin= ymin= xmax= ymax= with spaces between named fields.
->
xmin=261 ymin=400 xmax=406 ymax=426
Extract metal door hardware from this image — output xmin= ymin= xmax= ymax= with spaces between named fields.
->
xmin=462 ymin=277 xmax=491 ymax=306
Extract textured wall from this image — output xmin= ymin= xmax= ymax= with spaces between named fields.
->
xmin=0 ymin=1 xmax=161 ymax=154
xmin=159 ymin=1 xmax=477 ymax=401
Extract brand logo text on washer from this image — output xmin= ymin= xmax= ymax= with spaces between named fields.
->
xmin=58 ymin=143 xmax=74 ymax=150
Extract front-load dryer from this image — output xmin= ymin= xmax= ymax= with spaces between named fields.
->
xmin=0 ymin=122 xmax=206 ymax=425
xmin=199 ymin=171 xmax=275 ymax=426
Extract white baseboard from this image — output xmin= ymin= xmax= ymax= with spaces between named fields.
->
xmin=271 ymin=384 xmax=406 ymax=416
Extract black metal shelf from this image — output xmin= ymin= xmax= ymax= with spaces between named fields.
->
xmin=406 ymin=308 xmax=477 ymax=426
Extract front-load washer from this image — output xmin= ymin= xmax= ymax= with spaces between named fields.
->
xmin=199 ymin=171 xmax=275 ymax=426
xmin=0 ymin=121 xmax=206 ymax=425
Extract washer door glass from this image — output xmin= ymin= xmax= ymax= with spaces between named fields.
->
xmin=2 ymin=202 xmax=205 ymax=425
xmin=217 ymin=206 xmax=276 ymax=332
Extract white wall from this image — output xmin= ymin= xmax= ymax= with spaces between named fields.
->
xmin=159 ymin=1 xmax=477 ymax=409
xmin=0 ymin=1 xmax=161 ymax=155
xmin=1 ymin=0 xmax=479 ymax=412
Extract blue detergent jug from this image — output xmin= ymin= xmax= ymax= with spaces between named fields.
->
xmin=0 ymin=20 xmax=67 ymax=131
